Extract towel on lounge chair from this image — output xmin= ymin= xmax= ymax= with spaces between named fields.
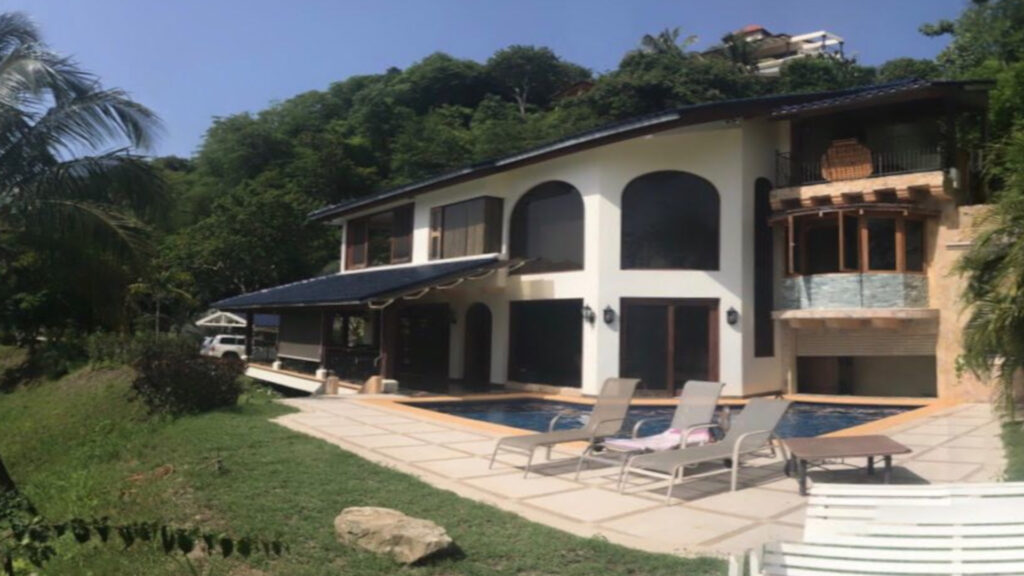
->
xmin=604 ymin=427 xmax=713 ymax=452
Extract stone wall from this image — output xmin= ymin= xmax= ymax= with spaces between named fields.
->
xmin=777 ymin=273 xmax=929 ymax=309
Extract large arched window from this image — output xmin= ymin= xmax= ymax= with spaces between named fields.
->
xmin=621 ymin=171 xmax=720 ymax=270
xmin=510 ymin=181 xmax=584 ymax=274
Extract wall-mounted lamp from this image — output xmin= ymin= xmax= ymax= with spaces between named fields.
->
xmin=603 ymin=306 xmax=617 ymax=325
xmin=581 ymin=303 xmax=596 ymax=325
xmin=726 ymin=307 xmax=739 ymax=326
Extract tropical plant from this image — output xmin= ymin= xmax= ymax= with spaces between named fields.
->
xmin=637 ymin=27 xmax=697 ymax=57
xmin=0 ymin=12 xmax=164 ymax=337
xmin=2 ymin=489 xmax=285 ymax=576
xmin=956 ymin=127 xmax=1024 ymax=415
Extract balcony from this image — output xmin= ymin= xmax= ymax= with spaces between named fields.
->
xmin=776 ymin=140 xmax=942 ymax=188
xmin=777 ymin=273 xmax=928 ymax=311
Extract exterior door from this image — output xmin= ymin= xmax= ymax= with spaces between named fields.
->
xmin=463 ymin=303 xmax=492 ymax=388
xmin=396 ymin=304 xmax=450 ymax=381
xmin=620 ymin=299 xmax=719 ymax=394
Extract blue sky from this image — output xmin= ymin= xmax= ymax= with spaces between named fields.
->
xmin=3 ymin=0 xmax=966 ymax=157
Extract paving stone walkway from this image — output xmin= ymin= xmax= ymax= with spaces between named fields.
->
xmin=273 ymin=398 xmax=1006 ymax=557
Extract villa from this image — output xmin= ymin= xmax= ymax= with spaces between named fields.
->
xmin=214 ymin=79 xmax=993 ymax=402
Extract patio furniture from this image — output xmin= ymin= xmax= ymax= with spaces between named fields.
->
xmin=730 ymin=482 xmax=1024 ymax=576
xmin=489 ymin=378 xmax=639 ymax=478
xmin=782 ymin=435 xmax=912 ymax=495
xmin=573 ymin=380 xmax=724 ymax=480
xmin=620 ymin=398 xmax=791 ymax=503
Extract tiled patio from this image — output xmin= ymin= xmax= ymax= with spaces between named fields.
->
xmin=273 ymin=397 xmax=1006 ymax=557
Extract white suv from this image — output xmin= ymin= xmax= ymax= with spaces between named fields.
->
xmin=201 ymin=334 xmax=247 ymax=360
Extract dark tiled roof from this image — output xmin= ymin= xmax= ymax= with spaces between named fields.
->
xmin=213 ymin=256 xmax=505 ymax=310
xmin=770 ymin=79 xmax=991 ymax=117
xmin=308 ymin=79 xmax=989 ymax=222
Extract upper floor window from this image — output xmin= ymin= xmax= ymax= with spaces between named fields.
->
xmin=345 ymin=204 xmax=413 ymax=270
xmin=786 ymin=210 xmax=926 ymax=275
xmin=621 ymin=171 xmax=719 ymax=270
xmin=429 ymin=197 xmax=503 ymax=260
xmin=510 ymin=181 xmax=584 ymax=274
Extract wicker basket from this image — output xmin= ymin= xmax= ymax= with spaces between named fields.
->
xmin=820 ymin=138 xmax=873 ymax=182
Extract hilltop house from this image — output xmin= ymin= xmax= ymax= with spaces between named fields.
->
xmin=704 ymin=25 xmax=846 ymax=77
xmin=214 ymin=79 xmax=992 ymax=401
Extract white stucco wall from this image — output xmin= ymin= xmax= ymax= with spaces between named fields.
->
xmin=334 ymin=119 xmax=786 ymax=397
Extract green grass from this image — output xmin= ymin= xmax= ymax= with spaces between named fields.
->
xmin=1003 ymin=420 xmax=1024 ymax=481
xmin=0 ymin=360 xmax=724 ymax=575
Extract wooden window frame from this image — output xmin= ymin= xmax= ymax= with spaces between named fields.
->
xmin=429 ymin=196 xmax=503 ymax=261
xmin=344 ymin=204 xmax=414 ymax=271
xmin=785 ymin=210 xmax=927 ymax=277
xmin=618 ymin=298 xmax=719 ymax=396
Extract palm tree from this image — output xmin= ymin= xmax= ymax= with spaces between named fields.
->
xmin=956 ymin=128 xmax=1024 ymax=417
xmin=0 ymin=12 xmax=162 ymax=496
xmin=0 ymin=12 xmax=164 ymax=335
xmin=638 ymin=27 xmax=697 ymax=57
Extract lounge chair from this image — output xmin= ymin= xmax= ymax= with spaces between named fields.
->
xmin=574 ymin=380 xmax=724 ymax=479
xmin=731 ymin=482 xmax=1024 ymax=576
xmin=489 ymin=378 xmax=639 ymax=478
xmin=620 ymin=398 xmax=791 ymax=502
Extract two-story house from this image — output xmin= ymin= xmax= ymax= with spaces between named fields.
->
xmin=214 ymin=79 xmax=992 ymax=401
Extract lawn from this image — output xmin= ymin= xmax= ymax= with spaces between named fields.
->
xmin=0 ymin=359 xmax=724 ymax=575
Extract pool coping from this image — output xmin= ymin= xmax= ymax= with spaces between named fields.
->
xmin=359 ymin=393 xmax=945 ymax=440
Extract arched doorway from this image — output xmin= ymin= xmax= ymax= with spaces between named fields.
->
xmin=463 ymin=303 xmax=492 ymax=389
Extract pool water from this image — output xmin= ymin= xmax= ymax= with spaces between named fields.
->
xmin=406 ymin=399 xmax=911 ymax=438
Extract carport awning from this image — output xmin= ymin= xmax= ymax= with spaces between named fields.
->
xmin=212 ymin=256 xmax=514 ymax=311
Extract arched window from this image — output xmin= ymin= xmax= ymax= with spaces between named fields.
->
xmin=621 ymin=171 xmax=720 ymax=270
xmin=510 ymin=181 xmax=584 ymax=274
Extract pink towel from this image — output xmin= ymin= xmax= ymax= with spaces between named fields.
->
xmin=604 ymin=428 xmax=711 ymax=452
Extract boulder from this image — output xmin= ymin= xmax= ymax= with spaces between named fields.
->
xmin=334 ymin=507 xmax=453 ymax=564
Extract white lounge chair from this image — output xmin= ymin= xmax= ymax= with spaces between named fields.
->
xmin=731 ymin=482 xmax=1024 ymax=575
xmin=621 ymin=398 xmax=791 ymax=502
xmin=489 ymin=378 xmax=639 ymax=477
xmin=573 ymin=380 xmax=724 ymax=480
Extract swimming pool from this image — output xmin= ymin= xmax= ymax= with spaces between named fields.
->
xmin=406 ymin=399 xmax=912 ymax=438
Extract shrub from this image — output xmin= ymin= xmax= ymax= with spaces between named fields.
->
xmin=131 ymin=337 xmax=243 ymax=415
xmin=29 ymin=336 xmax=87 ymax=380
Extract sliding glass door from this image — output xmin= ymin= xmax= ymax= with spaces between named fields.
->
xmin=620 ymin=299 xmax=719 ymax=395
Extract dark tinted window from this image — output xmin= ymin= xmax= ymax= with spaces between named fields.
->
xmin=510 ymin=182 xmax=584 ymax=274
xmin=803 ymin=218 xmax=840 ymax=274
xmin=508 ymin=300 xmax=582 ymax=387
xmin=867 ymin=218 xmax=897 ymax=271
xmin=905 ymin=219 xmax=925 ymax=272
xmin=754 ymin=178 xmax=774 ymax=357
xmin=622 ymin=171 xmax=719 ymax=270
xmin=366 ymin=211 xmax=394 ymax=267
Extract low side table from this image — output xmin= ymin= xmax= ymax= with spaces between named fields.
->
xmin=782 ymin=435 xmax=912 ymax=496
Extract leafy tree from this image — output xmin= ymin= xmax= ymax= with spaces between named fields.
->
xmin=194 ymin=113 xmax=289 ymax=188
xmin=583 ymin=34 xmax=766 ymax=119
xmin=391 ymin=106 xmax=474 ymax=183
xmin=486 ymin=45 xmax=591 ymax=119
xmin=923 ymin=0 xmax=1024 ymax=78
xmin=162 ymin=185 xmax=333 ymax=305
xmin=396 ymin=52 xmax=493 ymax=113
xmin=877 ymin=57 xmax=942 ymax=82
xmin=777 ymin=56 xmax=877 ymax=93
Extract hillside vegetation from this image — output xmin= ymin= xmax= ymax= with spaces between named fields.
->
xmin=0 ymin=358 xmax=722 ymax=575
